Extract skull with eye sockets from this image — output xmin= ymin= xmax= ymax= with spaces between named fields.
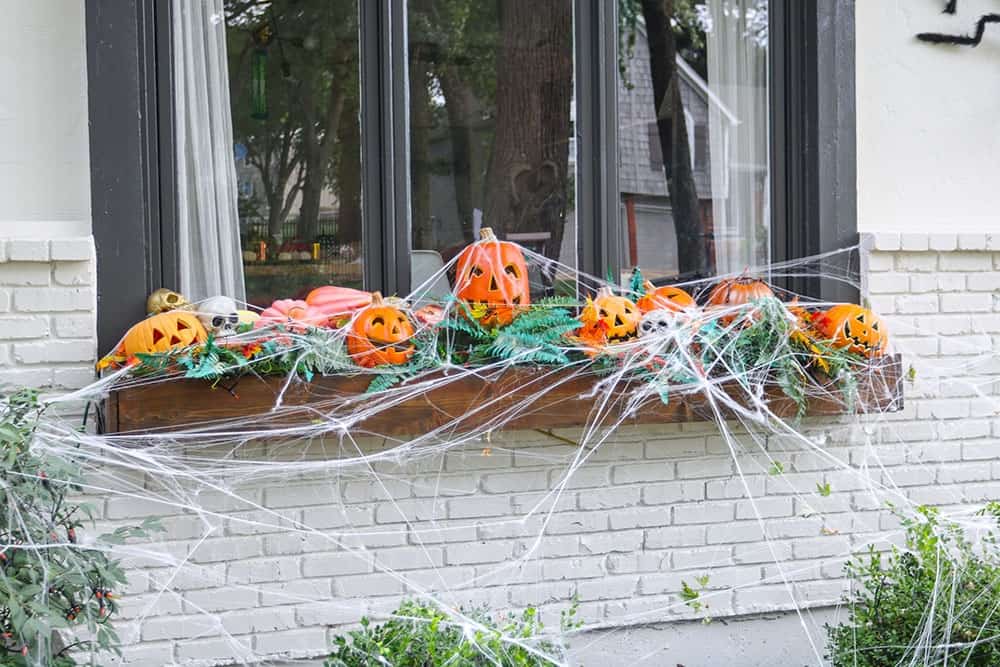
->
xmin=196 ymin=296 xmax=241 ymax=337
xmin=638 ymin=309 xmax=677 ymax=339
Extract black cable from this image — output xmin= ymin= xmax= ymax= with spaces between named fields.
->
xmin=917 ymin=13 xmax=1000 ymax=46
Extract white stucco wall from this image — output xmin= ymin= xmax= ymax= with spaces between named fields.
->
xmin=856 ymin=0 xmax=1000 ymax=234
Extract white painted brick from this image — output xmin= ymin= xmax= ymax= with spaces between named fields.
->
xmin=928 ymin=233 xmax=958 ymax=252
xmin=576 ymin=575 xmax=637 ymax=601
xmin=0 ymin=263 xmax=50 ymax=286
xmin=910 ymin=273 xmax=965 ymax=293
xmin=189 ymin=537 xmax=262 ymax=564
xmin=673 ymin=501 xmax=734 ymax=524
xmin=900 ymin=234 xmax=929 ymax=251
xmin=482 ymin=470 xmax=548 ymax=493
xmin=736 ymin=496 xmax=794 ymax=519
xmin=375 ymin=546 xmax=444 ymax=570
xmin=644 ymin=525 xmax=706 ymax=549
xmin=375 ymin=498 xmax=446 ymax=523
xmin=870 ymin=233 xmax=900 ymax=251
xmin=937 ymin=462 xmax=992 ymax=484
xmin=939 ymin=252 xmax=993 ymax=272
xmin=938 ymin=334 xmax=993 ymax=356
xmin=447 ymin=496 xmax=509 ymax=519
xmin=793 ymin=536 xmax=850 ymax=559
xmin=254 ymin=628 xmax=328 ymax=658
xmin=896 ymin=294 xmax=938 ymax=314
xmin=968 ymin=272 xmax=1000 ymax=291
xmin=642 ymin=480 xmax=704 ymax=505
xmin=612 ymin=461 xmax=675 ymax=484
xmin=13 ymin=286 xmax=92 ymax=311
xmin=868 ymin=273 xmax=908 ymax=294
xmin=336 ymin=572 xmax=405 ymax=596
xmin=293 ymin=602 xmax=361 ymax=628
xmin=706 ymin=476 xmax=764 ymax=498
xmin=734 ymin=540 xmax=792 ymax=564
xmin=0 ymin=316 xmax=48 ymax=339
xmin=895 ymin=252 xmax=937 ymax=272
xmin=227 ymin=557 xmax=299 ymax=583
xmin=445 ymin=540 xmax=513 ymax=565
xmin=141 ymin=615 xmax=219 ymax=642
xmin=50 ymin=238 xmax=93 ymax=261
xmin=672 ymin=545 xmax=733 ymax=570
xmin=175 ymin=637 xmax=253 ymax=663
xmin=609 ymin=506 xmax=670 ymax=529
xmin=51 ymin=313 xmax=94 ymax=338
xmin=941 ymin=293 xmax=992 ymax=312
xmin=644 ymin=436 xmax=706 ymax=458
xmin=551 ymin=466 xmax=609 ymax=489
xmin=707 ymin=521 xmax=763 ymax=543
xmin=0 ymin=367 xmax=53 ymax=388
xmin=13 ymin=339 xmax=94 ymax=364
xmin=580 ymin=530 xmax=643 ymax=554
xmin=866 ymin=252 xmax=894 ymax=272
xmin=957 ymin=234 xmax=989 ymax=250
xmin=577 ymin=486 xmax=640 ymax=510
xmin=675 ymin=457 xmax=733 ymax=478
xmin=53 ymin=261 xmax=92 ymax=286
xmin=7 ymin=239 xmax=48 ymax=261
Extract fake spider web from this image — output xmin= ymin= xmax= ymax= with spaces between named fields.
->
xmin=15 ymin=240 xmax=1000 ymax=666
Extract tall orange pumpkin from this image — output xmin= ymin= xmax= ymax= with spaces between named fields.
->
xmin=454 ymin=227 xmax=530 ymax=327
xmin=347 ymin=292 xmax=416 ymax=368
xmin=705 ymin=275 xmax=775 ymax=324
xmin=636 ymin=281 xmax=696 ymax=314
xmin=118 ymin=311 xmax=207 ymax=357
xmin=814 ymin=304 xmax=888 ymax=357
xmin=577 ymin=287 xmax=641 ymax=345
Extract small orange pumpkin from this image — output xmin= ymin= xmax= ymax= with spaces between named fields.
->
xmin=705 ymin=275 xmax=775 ymax=324
xmin=814 ymin=303 xmax=888 ymax=358
xmin=118 ymin=311 xmax=207 ymax=357
xmin=636 ymin=281 xmax=696 ymax=314
xmin=455 ymin=227 xmax=530 ymax=327
xmin=347 ymin=292 xmax=416 ymax=368
xmin=578 ymin=287 xmax=641 ymax=345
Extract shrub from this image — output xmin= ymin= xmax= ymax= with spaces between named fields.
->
xmin=826 ymin=505 xmax=1000 ymax=666
xmin=0 ymin=390 xmax=154 ymax=665
xmin=325 ymin=599 xmax=580 ymax=666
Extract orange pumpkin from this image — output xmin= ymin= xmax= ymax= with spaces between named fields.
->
xmin=578 ymin=287 xmax=641 ymax=345
xmin=305 ymin=286 xmax=372 ymax=325
xmin=455 ymin=227 xmax=530 ymax=327
xmin=705 ymin=275 xmax=775 ymax=324
xmin=347 ymin=292 xmax=416 ymax=368
xmin=814 ymin=303 xmax=888 ymax=358
xmin=636 ymin=281 xmax=696 ymax=314
xmin=118 ymin=311 xmax=207 ymax=357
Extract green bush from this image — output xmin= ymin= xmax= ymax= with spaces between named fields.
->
xmin=326 ymin=599 xmax=580 ymax=666
xmin=826 ymin=504 xmax=1000 ymax=666
xmin=0 ymin=390 xmax=154 ymax=665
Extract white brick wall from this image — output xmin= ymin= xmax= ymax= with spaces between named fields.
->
xmin=0 ymin=238 xmax=97 ymax=391
xmin=15 ymin=233 xmax=1000 ymax=664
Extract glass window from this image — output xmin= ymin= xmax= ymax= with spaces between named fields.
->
xmin=225 ymin=0 xmax=362 ymax=306
xmin=618 ymin=0 xmax=769 ymax=283
xmin=406 ymin=0 xmax=576 ymax=298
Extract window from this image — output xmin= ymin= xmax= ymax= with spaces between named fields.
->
xmin=87 ymin=0 xmax=857 ymax=353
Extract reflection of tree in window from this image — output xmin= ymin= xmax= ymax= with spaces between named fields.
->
xmin=409 ymin=0 xmax=573 ymax=264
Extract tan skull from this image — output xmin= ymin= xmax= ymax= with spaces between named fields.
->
xmin=147 ymin=288 xmax=190 ymax=315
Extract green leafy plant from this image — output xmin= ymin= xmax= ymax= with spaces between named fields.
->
xmin=0 ymin=390 xmax=155 ymax=665
xmin=826 ymin=505 xmax=1000 ymax=666
xmin=325 ymin=598 xmax=580 ymax=666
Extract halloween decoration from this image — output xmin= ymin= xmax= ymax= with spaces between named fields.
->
xmin=815 ymin=304 xmax=888 ymax=358
xmin=455 ymin=227 xmax=530 ymax=327
xmin=347 ymin=292 xmax=415 ymax=368
xmin=306 ymin=286 xmax=372 ymax=325
xmin=578 ymin=288 xmax=641 ymax=345
xmin=636 ymin=281 xmax=695 ymax=314
xmin=255 ymin=299 xmax=327 ymax=331
xmin=413 ymin=304 xmax=445 ymax=327
xmin=638 ymin=309 xmax=677 ymax=338
xmin=147 ymin=288 xmax=190 ymax=316
xmin=237 ymin=310 xmax=260 ymax=327
xmin=705 ymin=275 xmax=775 ymax=324
xmin=195 ymin=296 xmax=241 ymax=337
xmin=119 ymin=311 xmax=207 ymax=357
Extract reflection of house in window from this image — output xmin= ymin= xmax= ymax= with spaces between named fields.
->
xmin=618 ymin=30 xmax=739 ymax=281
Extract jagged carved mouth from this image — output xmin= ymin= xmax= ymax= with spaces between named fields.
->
xmin=370 ymin=341 xmax=415 ymax=354
xmin=607 ymin=332 xmax=636 ymax=343
xmin=842 ymin=321 xmax=879 ymax=352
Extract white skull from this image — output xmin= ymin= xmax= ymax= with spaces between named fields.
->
xmin=638 ymin=309 xmax=676 ymax=338
xmin=197 ymin=296 xmax=241 ymax=337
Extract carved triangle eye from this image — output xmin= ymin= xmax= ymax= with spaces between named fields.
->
xmin=152 ymin=329 xmax=165 ymax=344
xmin=177 ymin=319 xmax=190 ymax=331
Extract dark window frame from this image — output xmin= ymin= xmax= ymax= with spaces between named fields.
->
xmin=86 ymin=0 xmax=856 ymax=354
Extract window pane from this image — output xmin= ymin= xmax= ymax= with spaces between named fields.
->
xmin=226 ymin=1 xmax=362 ymax=306
xmin=618 ymin=0 xmax=769 ymax=283
xmin=407 ymin=0 xmax=576 ymax=297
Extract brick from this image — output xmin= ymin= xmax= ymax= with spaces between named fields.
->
xmin=53 ymin=261 xmax=92 ymax=286
xmin=50 ymin=239 xmax=92 ymax=261
xmin=0 ymin=316 xmax=48 ymax=339
xmin=675 ymin=457 xmax=733 ymax=478
xmin=577 ymin=486 xmax=640 ymax=510
xmin=642 ymin=480 xmax=705 ymax=505
xmin=176 ymin=637 xmax=253 ymax=663
xmin=52 ymin=313 xmax=94 ymax=338
xmin=446 ymin=496 xmax=509 ymax=519
xmin=707 ymin=521 xmax=764 ymax=543
xmin=577 ymin=575 xmax=637 ymax=600
xmin=0 ymin=263 xmax=50 ymax=286
xmin=928 ymin=233 xmax=958 ymax=251
xmin=895 ymin=294 xmax=938 ymax=314
xmin=895 ymin=252 xmax=937 ymax=272
xmin=940 ymin=252 xmax=993 ymax=272
xmin=868 ymin=273 xmax=908 ymax=294
xmin=264 ymin=482 xmax=338 ymax=508
xmin=189 ymin=537 xmax=262 ymax=563
xmin=958 ymin=234 xmax=989 ymax=250
xmin=13 ymin=287 xmax=92 ymax=312
xmin=899 ymin=234 xmax=929 ymax=251
xmin=612 ymin=461 xmax=675 ymax=484
xmin=300 ymin=552 xmax=372 ymax=577
xmin=254 ymin=628 xmax=328 ymax=658
xmin=706 ymin=476 xmax=764 ymax=499
xmin=581 ymin=530 xmax=643 ymax=554
xmin=673 ymin=501 xmax=734 ymax=524
xmin=336 ymin=572 xmax=405 ymax=597
xmin=793 ymin=536 xmax=851 ymax=559
xmin=870 ymin=233 xmax=900 ymax=251
xmin=7 ymin=240 xmax=48 ymax=261
xmin=865 ymin=253 xmax=894 ymax=272
xmin=736 ymin=496 xmax=793 ymax=519
xmin=672 ymin=545 xmax=733 ymax=570
xmin=941 ymin=293 xmax=992 ymax=312
xmin=609 ymin=506 xmax=670 ymax=529
xmin=13 ymin=340 xmax=94 ymax=364
xmin=446 ymin=540 xmax=513 ymax=565
xmin=482 ymin=470 xmax=548 ymax=493
xmin=644 ymin=525 xmax=706 ymax=549
xmin=937 ymin=462 xmax=992 ymax=484
xmin=141 ymin=614 xmax=219 ymax=641
xmin=644 ymin=436 xmax=706 ymax=458
xmin=910 ymin=273 xmax=965 ymax=293
xmin=550 ymin=466 xmax=608 ymax=489
xmin=375 ymin=546 xmax=444 ymax=570
xmin=227 ymin=557 xmax=299 ymax=583
xmin=968 ymin=272 xmax=1000 ymax=291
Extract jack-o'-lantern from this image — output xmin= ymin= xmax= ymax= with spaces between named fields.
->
xmin=705 ymin=275 xmax=775 ymax=324
xmin=119 ymin=311 xmax=207 ymax=357
xmin=305 ymin=286 xmax=372 ymax=326
xmin=146 ymin=288 xmax=190 ymax=315
xmin=455 ymin=227 xmax=530 ymax=327
xmin=578 ymin=288 xmax=641 ymax=345
xmin=814 ymin=303 xmax=888 ymax=358
xmin=347 ymin=292 xmax=416 ymax=368
xmin=636 ymin=281 xmax=695 ymax=314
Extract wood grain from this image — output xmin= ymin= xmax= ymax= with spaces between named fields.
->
xmin=104 ymin=355 xmax=903 ymax=436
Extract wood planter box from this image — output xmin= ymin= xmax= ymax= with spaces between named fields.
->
xmin=103 ymin=355 xmax=904 ymax=436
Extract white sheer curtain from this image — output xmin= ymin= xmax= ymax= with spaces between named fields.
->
xmin=174 ymin=0 xmax=246 ymax=302
xmin=706 ymin=0 xmax=770 ymax=274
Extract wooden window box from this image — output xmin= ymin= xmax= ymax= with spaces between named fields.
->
xmin=103 ymin=354 xmax=904 ymax=436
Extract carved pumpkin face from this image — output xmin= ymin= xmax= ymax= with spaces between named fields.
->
xmin=347 ymin=292 xmax=416 ymax=368
xmin=815 ymin=304 xmax=887 ymax=357
xmin=578 ymin=288 xmax=641 ymax=344
xmin=636 ymin=281 xmax=696 ymax=314
xmin=705 ymin=275 xmax=775 ymax=324
xmin=119 ymin=311 xmax=207 ymax=357
xmin=455 ymin=227 xmax=530 ymax=327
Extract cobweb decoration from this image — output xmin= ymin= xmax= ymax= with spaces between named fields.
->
xmin=6 ymin=237 xmax=999 ymax=666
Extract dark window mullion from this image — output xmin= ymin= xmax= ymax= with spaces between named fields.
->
xmin=574 ymin=0 xmax=620 ymax=286
xmin=360 ymin=0 xmax=411 ymax=296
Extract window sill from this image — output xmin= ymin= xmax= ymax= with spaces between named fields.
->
xmin=104 ymin=355 xmax=904 ymax=435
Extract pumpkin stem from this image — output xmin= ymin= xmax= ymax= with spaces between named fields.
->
xmin=370 ymin=291 xmax=384 ymax=306
xmin=479 ymin=227 xmax=498 ymax=242
xmin=643 ymin=280 xmax=656 ymax=292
